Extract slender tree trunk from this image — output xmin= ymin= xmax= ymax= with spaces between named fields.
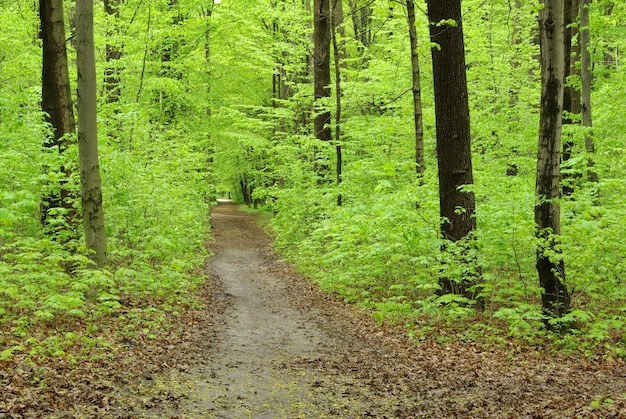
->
xmin=76 ymin=0 xmax=107 ymax=268
xmin=40 ymin=0 xmax=77 ymax=229
xmin=406 ymin=0 xmax=424 ymax=179
xmin=603 ymin=1 xmax=615 ymax=69
xmin=204 ymin=4 xmax=213 ymax=117
xmin=561 ymin=0 xmax=576 ymax=196
xmin=580 ymin=0 xmax=598 ymax=183
xmin=569 ymin=0 xmax=581 ymax=117
xmin=427 ymin=0 xmax=478 ymax=299
xmin=331 ymin=0 xmax=343 ymax=205
xmin=313 ymin=0 xmax=332 ymax=142
xmin=347 ymin=0 xmax=371 ymax=60
xmin=104 ymin=0 xmax=121 ymax=105
xmin=536 ymin=0 xmax=570 ymax=323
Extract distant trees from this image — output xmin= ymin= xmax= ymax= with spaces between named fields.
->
xmin=103 ymin=0 xmax=122 ymax=106
xmin=580 ymin=0 xmax=598 ymax=183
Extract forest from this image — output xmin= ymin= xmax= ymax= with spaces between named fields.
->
xmin=1 ymin=0 xmax=626 ymax=414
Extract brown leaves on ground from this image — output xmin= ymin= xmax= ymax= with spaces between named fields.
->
xmin=0 ymin=278 xmax=222 ymax=419
xmin=1 ymin=206 xmax=625 ymax=418
xmin=269 ymin=248 xmax=626 ymax=418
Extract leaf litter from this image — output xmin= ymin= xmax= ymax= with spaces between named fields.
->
xmin=1 ymin=201 xmax=625 ymax=418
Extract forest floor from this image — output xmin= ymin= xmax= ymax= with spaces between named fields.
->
xmin=4 ymin=201 xmax=626 ymax=418
xmin=119 ymin=201 xmax=626 ymax=418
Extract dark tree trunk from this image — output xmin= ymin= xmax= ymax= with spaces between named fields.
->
xmin=536 ymin=0 xmax=570 ymax=323
xmin=313 ymin=0 xmax=332 ymax=142
xmin=331 ymin=0 xmax=343 ymax=205
xmin=240 ymin=176 xmax=252 ymax=206
xmin=40 ymin=0 xmax=77 ymax=230
xmin=406 ymin=0 xmax=424 ymax=178
xmin=580 ymin=0 xmax=598 ymax=183
xmin=427 ymin=0 xmax=478 ymax=298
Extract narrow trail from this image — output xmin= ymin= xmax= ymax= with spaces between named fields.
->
xmin=171 ymin=200 xmax=418 ymax=417
xmin=130 ymin=201 xmax=626 ymax=418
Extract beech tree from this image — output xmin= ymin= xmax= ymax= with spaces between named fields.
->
xmin=535 ymin=0 xmax=570 ymax=322
xmin=76 ymin=0 xmax=107 ymax=268
xmin=427 ymin=0 xmax=478 ymax=298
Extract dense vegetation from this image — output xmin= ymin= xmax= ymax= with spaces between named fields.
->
xmin=210 ymin=0 xmax=626 ymax=355
xmin=1 ymin=0 xmax=625 ymax=374
xmin=1 ymin=1 xmax=211 ymax=363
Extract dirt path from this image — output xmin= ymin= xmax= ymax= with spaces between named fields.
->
xmin=129 ymin=201 xmax=626 ymax=418
xmin=144 ymin=200 xmax=420 ymax=417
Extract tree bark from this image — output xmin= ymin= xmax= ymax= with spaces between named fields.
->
xmin=104 ymin=0 xmax=121 ymax=105
xmin=580 ymin=0 xmax=598 ymax=183
xmin=427 ymin=0 xmax=478 ymax=298
xmin=313 ymin=0 xmax=332 ymax=142
xmin=76 ymin=0 xmax=107 ymax=268
xmin=406 ymin=0 xmax=424 ymax=178
xmin=331 ymin=0 xmax=343 ymax=205
xmin=40 ymin=0 xmax=77 ymax=228
xmin=347 ymin=0 xmax=371 ymax=58
xmin=536 ymin=0 xmax=570 ymax=322
xmin=561 ymin=0 xmax=578 ymax=196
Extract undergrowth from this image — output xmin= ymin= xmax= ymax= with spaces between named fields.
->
xmin=265 ymin=139 xmax=626 ymax=359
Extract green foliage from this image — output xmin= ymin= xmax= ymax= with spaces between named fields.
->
xmin=0 ymin=0 xmax=212 ymax=362
xmin=2 ymin=0 xmax=626 ymax=364
xmin=214 ymin=0 xmax=626 ymax=356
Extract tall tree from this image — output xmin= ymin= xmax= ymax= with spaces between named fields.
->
xmin=331 ymin=0 xmax=344 ymax=204
xmin=580 ymin=0 xmax=598 ymax=183
xmin=406 ymin=0 xmax=424 ymax=178
xmin=313 ymin=0 xmax=332 ymax=142
xmin=562 ymin=0 xmax=579 ymax=195
xmin=427 ymin=0 xmax=478 ymax=298
xmin=39 ymin=0 xmax=77 ymax=230
xmin=76 ymin=0 xmax=107 ymax=268
xmin=536 ymin=0 xmax=570 ymax=322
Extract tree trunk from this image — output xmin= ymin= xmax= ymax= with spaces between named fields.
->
xmin=347 ymin=0 xmax=371 ymax=59
xmin=313 ymin=0 xmax=332 ymax=142
xmin=104 ymin=0 xmax=121 ymax=105
xmin=76 ymin=0 xmax=107 ymax=268
xmin=427 ymin=0 xmax=478 ymax=298
xmin=331 ymin=0 xmax=343 ymax=205
xmin=40 ymin=0 xmax=77 ymax=229
xmin=536 ymin=0 xmax=570 ymax=323
xmin=561 ymin=0 xmax=577 ymax=196
xmin=406 ymin=0 xmax=425 ymax=178
xmin=580 ymin=0 xmax=598 ymax=183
